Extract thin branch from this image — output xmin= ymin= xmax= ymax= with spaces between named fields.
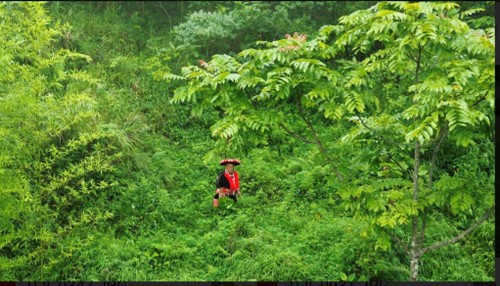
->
xmin=412 ymin=141 xmax=421 ymax=202
xmin=472 ymin=82 xmax=494 ymax=107
xmin=390 ymin=232 xmax=410 ymax=256
xmin=275 ymin=100 xmax=315 ymax=143
xmin=406 ymin=52 xmax=418 ymax=64
xmin=278 ymin=123 xmax=315 ymax=144
xmin=418 ymin=125 xmax=449 ymax=250
xmin=410 ymin=141 xmax=421 ymax=258
xmin=429 ymin=125 xmax=449 ymax=189
xmin=353 ymin=110 xmax=410 ymax=177
xmin=298 ymin=98 xmax=324 ymax=150
xmin=410 ymin=39 xmax=424 ymax=283
xmin=415 ymin=44 xmax=423 ymax=83
xmin=387 ymin=154 xmax=409 ymax=179
xmin=353 ymin=110 xmax=407 ymax=147
xmin=420 ymin=207 xmax=495 ymax=256
xmin=297 ymin=96 xmax=344 ymax=181
xmin=157 ymin=4 xmax=172 ymax=31
xmin=418 ymin=211 xmax=427 ymax=251
xmin=349 ymin=102 xmax=436 ymax=150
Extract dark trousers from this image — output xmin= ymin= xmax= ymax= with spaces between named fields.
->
xmin=214 ymin=193 xmax=237 ymax=203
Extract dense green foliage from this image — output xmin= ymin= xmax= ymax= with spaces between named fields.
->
xmin=0 ymin=1 xmax=494 ymax=282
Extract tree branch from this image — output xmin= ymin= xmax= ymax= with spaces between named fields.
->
xmin=353 ymin=110 xmax=411 ymax=148
xmin=278 ymin=123 xmax=315 ymax=144
xmin=472 ymin=82 xmax=494 ymax=107
xmin=418 ymin=125 xmax=449 ymax=250
xmin=415 ymin=44 xmax=422 ymax=83
xmin=410 ymin=141 xmax=421 ymax=255
xmin=297 ymin=96 xmax=344 ymax=181
xmin=390 ymin=232 xmax=410 ymax=256
xmin=157 ymin=4 xmax=172 ymax=31
xmin=419 ymin=207 xmax=495 ymax=256
xmin=353 ymin=110 xmax=411 ymax=178
xmin=406 ymin=52 xmax=418 ymax=64
xmin=409 ymin=39 xmax=424 ymax=282
xmin=418 ymin=211 xmax=427 ymax=251
xmin=412 ymin=142 xmax=421 ymax=202
xmin=298 ymin=98 xmax=326 ymax=152
xmin=429 ymin=125 xmax=449 ymax=189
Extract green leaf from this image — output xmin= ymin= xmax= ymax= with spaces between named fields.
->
xmin=375 ymin=233 xmax=391 ymax=251
xmin=162 ymin=73 xmax=184 ymax=81
xmin=344 ymin=91 xmax=365 ymax=113
xmin=450 ymin=193 xmax=475 ymax=216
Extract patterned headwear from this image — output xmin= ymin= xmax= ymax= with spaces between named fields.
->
xmin=219 ymin=159 xmax=241 ymax=166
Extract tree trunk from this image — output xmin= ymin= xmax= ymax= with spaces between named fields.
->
xmin=410 ymin=141 xmax=421 ymax=281
xmin=406 ymin=128 xmax=493 ymax=281
xmin=408 ymin=42 xmax=424 ymax=281
xmin=410 ymin=252 xmax=420 ymax=281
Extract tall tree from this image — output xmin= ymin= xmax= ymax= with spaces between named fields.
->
xmin=165 ymin=1 xmax=494 ymax=281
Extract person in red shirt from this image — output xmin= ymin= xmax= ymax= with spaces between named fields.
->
xmin=213 ymin=159 xmax=241 ymax=207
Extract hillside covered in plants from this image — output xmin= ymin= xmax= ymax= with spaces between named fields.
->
xmin=0 ymin=1 xmax=495 ymax=282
